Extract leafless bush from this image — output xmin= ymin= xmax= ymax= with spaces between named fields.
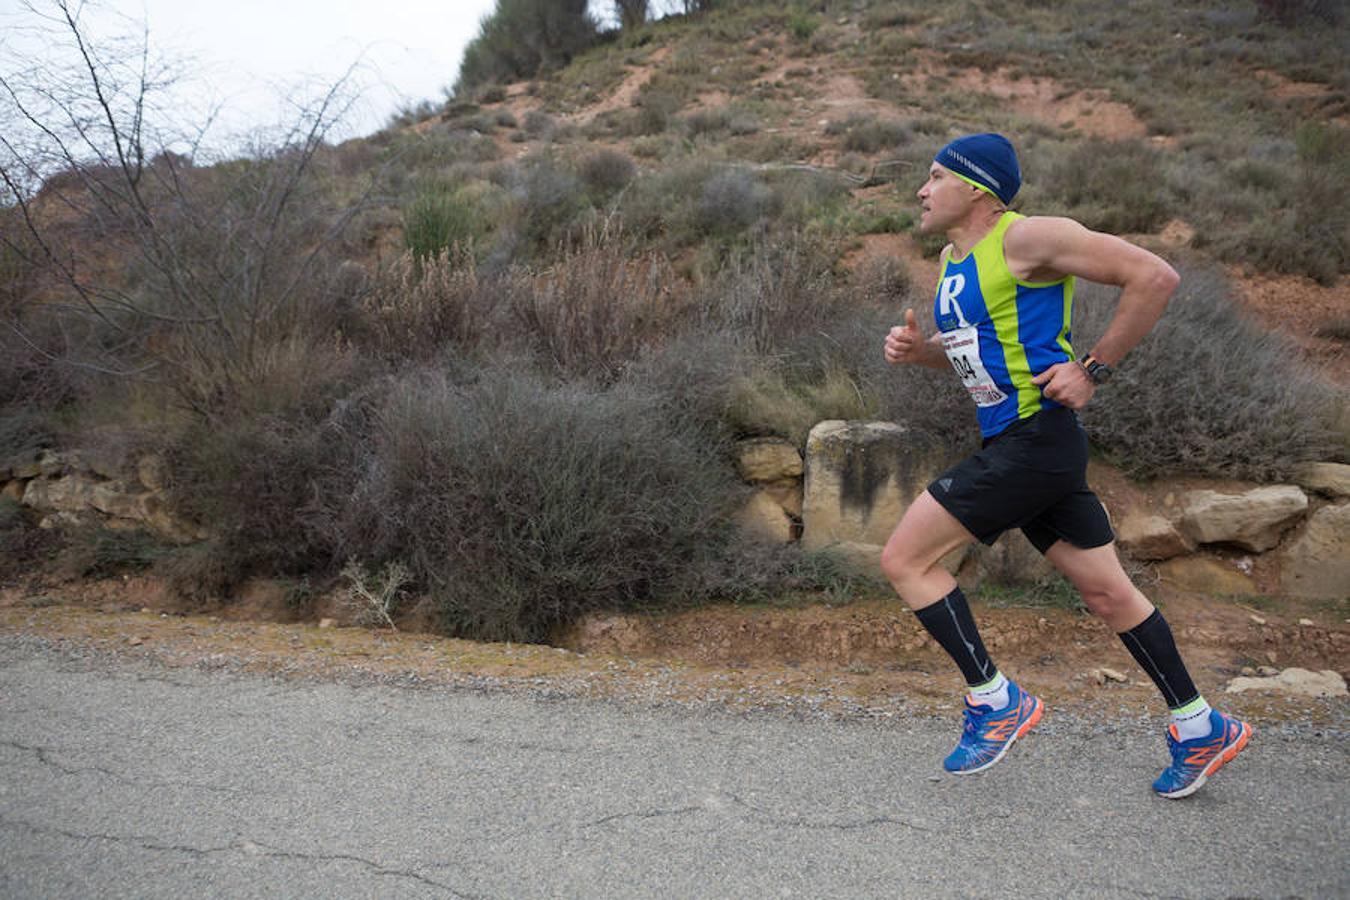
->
xmin=340 ymin=559 xmax=410 ymax=630
xmin=1075 ymin=264 xmax=1346 ymax=479
xmin=0 ymin=2 xmax=372 ymax=417
xmin=509 ymin=230 xmax=693 ymax=380
xmin=312 ymin=366 xmax=745 ymax=642
xmin=359 ymin=248 xmax=510 ymax=362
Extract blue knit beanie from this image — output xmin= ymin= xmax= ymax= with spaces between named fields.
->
xmin=935 ymin=133 xmax=1021 ymax=206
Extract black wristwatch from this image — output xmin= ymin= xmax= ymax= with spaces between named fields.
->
xmin=1081 ymin=355 xmax=1113 ymax=385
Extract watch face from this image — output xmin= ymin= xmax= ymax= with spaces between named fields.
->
xmin=1089 ymin=362 xmax=1112 ymax=384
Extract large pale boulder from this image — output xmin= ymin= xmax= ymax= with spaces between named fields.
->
xmin=1157 ymin=556 xmax=1256 ymax=596
xmin=1116 ymin=513 xmax=1192 ymax=561
xmin=1179 ymin=486 xmax=1307 ymax=552
xmin=801 ymin=420 xmax=947 ymax=551
xmin=1280 ymin=502 xmax=1350 ymax=599
xmin=735 ymin=438 xmax=803 ymax=483
xmin=1293 ymin=462 xmax=1350 ymax=499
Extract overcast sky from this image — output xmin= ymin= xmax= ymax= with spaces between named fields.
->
xmin=0 ymin=0 xmax=512 ymax=153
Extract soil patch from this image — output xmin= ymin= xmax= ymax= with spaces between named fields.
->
xmin=3 ymin=576 xmax=1344 ymax=724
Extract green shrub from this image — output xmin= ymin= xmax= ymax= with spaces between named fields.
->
xmin=630 ymin=89 xmax=681 ymax=135
xmin=696 ymin=168 xmax=779 ymax=236
xmin=841 ymin=118 xmax=914 ymax=154
xmin=1045 ymin=139 xmax=1172 ymax=233
xmin=1075 ymin=265 xmax=1346 ymax=480
xmin=315 ymin=368 xmax=746 ymax=642
xmin=454 ymin=0 xmax=598 ymax=95
xmin=402 ymin=189 xmax=480 ymax=262
xmin=579 ymin=148 xmax=637 ymax=198
xmin=789 ymin=13 xmax=821 ymax=41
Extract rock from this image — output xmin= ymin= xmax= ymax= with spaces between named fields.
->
xmin=1292 ymin=461 xmax=1350 ymax=498
xmin=1224 ymin=668 xmax=1347 ymax=698
xmin=1115 ymin=513 xmax=1192 ymax=561
xmin=89 ymin=481 xmax=154 ymax=521
xmin=1257 ymin=665 xmax=1279 ymax=677
xmin=736 ymin=490 xmax=795 ymax=544
xmin=137 ymin=454 xmax=169 ymax=492
xmin=1179 ymin=486 xmax=1307 ymax=552
xmin=2 ymin=480 xmax=24 ymax=502
xmin=801 ymin=420 xmax=948 ymax=551
xmin=761 ymin=480 xmax=803 ymax=518
xmin=1156 ymin=556 xmax=1256 ymax=596
xmin=1240 ymin=666 xmax=1256 ymax=676
xmin=735 ymin=438 xmax=802 ymax=483
xmin=1279 ymin=502 xmax=1350 ymax=599
xmin=22 ymin=475 xmax=100 ymax=513
xmin=1092 ymin=667 xmax=1128 ymax=684
xmin=1249 ymin=613 xmax=1266 ymax=625
xmin=36 ymin=450 xmax=70 ymax=477
xmin=318 ymin=618 xmax=336 ymax=629
xmin=4 ymin=452 xmax=42 ymax=480
xmin=1298 ymin=617 xmax=1314 ymax=626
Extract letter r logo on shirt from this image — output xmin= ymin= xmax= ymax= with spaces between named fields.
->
xmin=938 ymin=274 xmax=969 ymax=327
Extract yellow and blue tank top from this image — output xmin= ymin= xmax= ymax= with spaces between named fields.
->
xmin=932 ymin=211 xmax=1076 ymax=439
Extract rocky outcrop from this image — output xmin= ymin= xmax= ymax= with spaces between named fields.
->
xmin=9 ymin=450 xmax=202 ymax=543
xmin=1225 ymin=667 xmax=1347 ymax=698
xmin=1179 ymin=486 xmax=1308 ymax=552
xmin=1115 ymin=513 xmax=1192 ymax=561
xmin=1292 ymin=462 xmax=1350 ymax=499
xmin=733 ymin=438 xmax=803 ymax=539
xmin=736 ymin=490 xmax=795 ymax=544
xmin=735 ymin=438 xmax=802 ymax=483
xmin=1156 ymin=556 xmax=1257 ymax=596
xmin=1279 ymin=502 xmax=1350 ymax=599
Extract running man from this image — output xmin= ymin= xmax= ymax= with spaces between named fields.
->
xmin=882 ymin=133 xmax=1251 ymax=798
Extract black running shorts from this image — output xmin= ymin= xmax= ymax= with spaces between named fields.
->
xmin=927 ymin=407 xmax=1114 ymax=554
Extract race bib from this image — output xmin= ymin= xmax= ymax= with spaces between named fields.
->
xmin=942 ymin=326 xmax=1007 ymax=408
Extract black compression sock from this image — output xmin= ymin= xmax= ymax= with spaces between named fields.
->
xmin=914 ymin=586 xmax=998 ymax=687
xmin=1118 ymin=609 xmax=1200 ymax=709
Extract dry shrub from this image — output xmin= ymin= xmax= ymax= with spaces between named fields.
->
xmin=510 ymin=235 xmax=693 ymax=380
xmin=314 ymin=367 xmax=745 ymax=642
xmin=360 ymin=249 xmax=509 ymax=362
xmin=1075 ymin=265 xmax=1346 ymax=480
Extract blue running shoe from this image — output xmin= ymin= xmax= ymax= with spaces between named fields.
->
xmin=943 ymin=680 xmax=1044 ymax=775
xmin=1153 ymin=709 xmax=1252 ymax=799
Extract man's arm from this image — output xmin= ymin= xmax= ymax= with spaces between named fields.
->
xmin=1005 ymin=216 xmax=1180 ymax=408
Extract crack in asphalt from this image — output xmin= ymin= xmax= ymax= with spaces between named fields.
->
xmin=0 ymin=817 xmax=480 ymax=898
xmin=576 ymin=793 xmax=932 ymax=834
xmin=724 ymin=792 xmax=933 ymax=832
xmin=580 ymin=805 xmax=705 ymax=829
xmin=0 ymin=739 xmax=248 ymax=797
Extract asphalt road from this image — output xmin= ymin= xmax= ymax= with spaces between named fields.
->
xmin=1 ymin=636 xmax=1346 ymax=899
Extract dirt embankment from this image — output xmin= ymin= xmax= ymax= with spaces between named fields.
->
xmin=2 ymin=576 xmax=1344 ymax=725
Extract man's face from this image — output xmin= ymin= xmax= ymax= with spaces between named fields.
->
xmin=916 ymin=163 xmax=980 ymax=234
